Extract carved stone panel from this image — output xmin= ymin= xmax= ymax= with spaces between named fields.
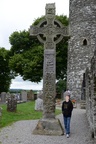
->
xmin=44 ymin=49 xmax=55 ymax=74
xmin=43 ymin=73 xmax=55 ymax=119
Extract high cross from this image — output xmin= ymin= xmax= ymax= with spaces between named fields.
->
xmin=30 ymin=3 xmax=69 ymax=119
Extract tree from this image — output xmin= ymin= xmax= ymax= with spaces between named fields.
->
xmin=9 ymin=30 xmax=43 ymax=82
xmin=0 ymin=48 xmax=15 ymax=93
xmin=9 ymin=15 xmax=69 ymax=82
xmin=56 ymin=79 xmax=66 ymax=94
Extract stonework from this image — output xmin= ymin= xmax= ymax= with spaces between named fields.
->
xmin=0 ymin=107 xmax=2 ymax=117
xmin=7 ymin=95 xmax=17 ymax=112
xmin=84 ymin=50 xmax=96 ymax=139
xmin=35 ymin=92 xmax=43 ymax=111
xmin=27 ymin=90 xmax=34 ymax=100
xmin=30 ymin=3 xmax=68 ymax=135
xmin=21 ymin=90 xmax=27 ymax=102
xmin=30 ymin=3 xmax=68 ymax=120
xmin=1 ymin=92 xmax=6 ymax=103
xmin=67 ymin=0 xmax=96 ymax=100
xmin=33 ymin=119 xmax=63 ymax=136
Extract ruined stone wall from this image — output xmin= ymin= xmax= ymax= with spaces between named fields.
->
xmin=85 ymin=51 xmax=96 ymax=139
xmin=67 ymin=0 xmax=96 ymax=100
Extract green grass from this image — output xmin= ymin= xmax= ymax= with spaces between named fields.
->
xmin=0 ymin=101 xmax=61 ymax=128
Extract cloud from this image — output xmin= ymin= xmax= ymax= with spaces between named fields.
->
xmin=0 ymin=0 xmax=69 ymax=49
xmin=0 ymin=0 xmax=69 ymax=90
xmin=10 ymin=76 xmax=43 ymax=90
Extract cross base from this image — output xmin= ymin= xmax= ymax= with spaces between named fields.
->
xmin=33 ymin=118 xmax=64 ymax=135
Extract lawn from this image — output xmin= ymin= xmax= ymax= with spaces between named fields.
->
xmin=0 ymin=101 xmax=61 ymax=128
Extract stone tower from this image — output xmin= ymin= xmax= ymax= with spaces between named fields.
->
xmin=67 ymin=0 xmax=96 ymax=100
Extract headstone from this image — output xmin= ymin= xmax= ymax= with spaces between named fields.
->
xmin=0 ymin=107 xmax=2 ymax=122
xmin=1 ymin=92 xmax=6 ymax=103
xmin=35 ymin=92 xmax=43 ymax=111
xmin=19 ymin=93 xmax=22 ymax=100
xmin=6 ymin=92 xmax=11 ymax=99
xmin=21 ymin=90 xmax=27 ymax=102
xmin=37 ymin=90 xmax=43 ymax=99
xmin=7 ymin=95 xmax=17 ymax=112
xmin=27 ymin=90 xmax=34 ymax=100
xmin=15 ymin=93 xmax=20 ymax=101
xmin=0 ymin=107 xmax=2 ymax=117
xmin=30 ymin=3 xmax=69 ymax=135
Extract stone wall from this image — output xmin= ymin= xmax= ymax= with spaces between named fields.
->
xmin=84 ymin=51 xmax=96 ymax=139
xmin=67 ymin=0 xmax=96 ymax=100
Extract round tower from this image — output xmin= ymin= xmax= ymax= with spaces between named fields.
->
xmin=67 ymin=0 xmax=96 ymax=100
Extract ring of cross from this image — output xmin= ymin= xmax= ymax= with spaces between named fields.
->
xmin=37 ymin=19 xmax=63 ymax=44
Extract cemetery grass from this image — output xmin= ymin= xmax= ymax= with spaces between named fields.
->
xmin=0 ymin=101 xmax=61 ymax=128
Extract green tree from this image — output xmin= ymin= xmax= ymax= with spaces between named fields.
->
xmin=56 ymin=79 xmax=66 ymax=94
xmin=0 ymin=48 xmax=14 ymax=93
xmin=9 ymin=15 xmax=69 ymax=82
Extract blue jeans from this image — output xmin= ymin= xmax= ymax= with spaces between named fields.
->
xmin=64 ymin=117 xmax=71 ymax=134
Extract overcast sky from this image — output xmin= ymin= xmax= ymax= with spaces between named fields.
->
xmin=0 ymin=0 xmax=69 ymax=90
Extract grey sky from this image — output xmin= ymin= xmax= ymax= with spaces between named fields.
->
xmin=0 ymin=0 xmax=69 ymax=90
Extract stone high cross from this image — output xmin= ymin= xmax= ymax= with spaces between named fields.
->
xmin=29 ymin=3 xmax=69 ymax=135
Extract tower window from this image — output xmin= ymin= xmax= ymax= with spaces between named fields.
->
xmin=83 ymin=39 xmax=87 ymax=46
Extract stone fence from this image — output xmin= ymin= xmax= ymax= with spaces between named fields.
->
xmin=0 ymin=107 xmax=2 ymax=121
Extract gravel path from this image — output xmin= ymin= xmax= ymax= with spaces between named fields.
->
xmin=0 ymin=107 xmax=95 ymax=144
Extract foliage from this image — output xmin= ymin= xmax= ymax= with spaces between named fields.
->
xmin=9 ymin=15 xmax=69 ymax=82
xmin=56 ymin=79 xmax=67 ymax=94
xmin=0 ymin=101 xmax=61 ymax=128
xmin=9 ymin=30 xmax=43 ymax=82
xmin=0 ymin=48 xmax=15 ymax=93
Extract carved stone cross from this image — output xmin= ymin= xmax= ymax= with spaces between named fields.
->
xmin=30 ymin=4 xmax=68 ymax=49
xmin=30 ymin=3 xmax=69 ymax=135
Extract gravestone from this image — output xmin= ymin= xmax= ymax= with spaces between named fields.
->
xmin=30 ymin=3 xmax=69 ymax=135
xmin=15 ymin=93 xmax=20 ymax=100
xmin=0 ymin=107 xmax=2 ymax=117
xmin=1 ymin=92 xmax=6 ymax=103
xmin=0 ymin=107 xmax=2 ymax=124
xmin=27 ymin=90 xmax=34 ymax=100
xmin=21 ymin=90 xmax=27 ymax=102
xmin=35 ymin=93 xmax=43 ymax=111
xmin=7 ymin=95 xmax=17 ymax=112
xmin=6 ymin=92 xmax=11 ymax=99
